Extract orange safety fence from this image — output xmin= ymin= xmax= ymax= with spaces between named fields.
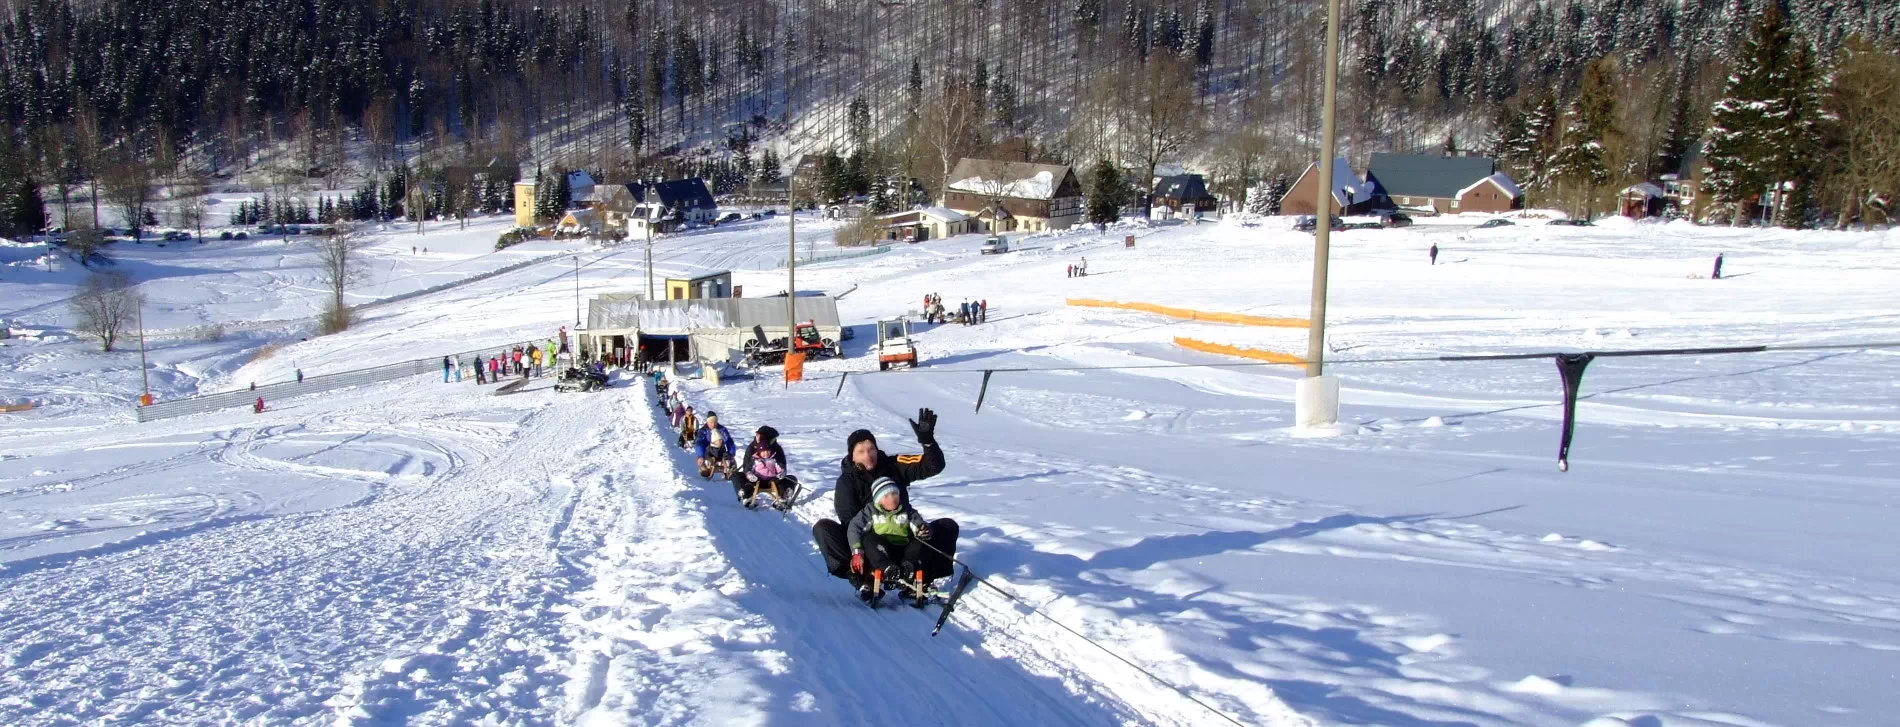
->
xmin=1172 ymin=337 xmax=1305 ymax=365
xmin=1066 ymin=298 xmax=1309 ymax=328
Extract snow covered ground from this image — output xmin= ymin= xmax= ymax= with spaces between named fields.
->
xmin=2 ymin=211 xmax=1897 ymax=726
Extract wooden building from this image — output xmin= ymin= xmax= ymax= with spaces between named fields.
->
xmin=940 ymin=159 xmax=1084 ymax=232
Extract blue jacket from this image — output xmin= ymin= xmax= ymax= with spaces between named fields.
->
xmin=694 ymin=424 xmax=734 ymax=458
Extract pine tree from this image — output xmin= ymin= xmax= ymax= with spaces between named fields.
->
xmin=554 ymin=171 xmax=572 ymax=212
xmin=870 ymin=172 xmax=897 ymax=214
xmin=758 ymin=149 xmax=782 ymax=184
xmin=1191 ymin=0 xmax=1216 ymax=68
xmin=1244 ymin=183 xmax=1272 ymax=215
xmin=1087 ymin=159 xmax=1125 ymax=225
xmin=1547 ymin=58 xmax=1619 ymax=216
xmin=4 ymin=175 xmax=47 ymax=238
xmin=907 ymin=60 xmax=924 ymax=120
xmin=384 ymin=167 xmax=406 ymax=220
xmin=1653 ymin=60 xmax=1697 ymax=177
xmin=1703 ymin=4 xmax=1818 ymax=225
xmin=848 ymin=97 xmax=872 ymax=148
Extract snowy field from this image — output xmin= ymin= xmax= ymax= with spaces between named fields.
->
xmin=2 ymin=211 xmax=1898 ymax=726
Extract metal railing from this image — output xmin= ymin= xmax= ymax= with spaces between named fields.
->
xmin=779 ymin=245 xmax=890 ymax=268
xmin=134 ymin=339 xmax=545 ymax=423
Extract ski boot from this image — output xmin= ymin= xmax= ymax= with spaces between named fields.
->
xmin=898 ymin=566 xmax=935 ymax=608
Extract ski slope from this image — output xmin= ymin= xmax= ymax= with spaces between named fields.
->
xmin=3 ymin=211 xmax=1899 ymax=726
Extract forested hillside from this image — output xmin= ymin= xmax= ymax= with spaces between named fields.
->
xmin=2 ymin=0 xmax=1898 ymax=233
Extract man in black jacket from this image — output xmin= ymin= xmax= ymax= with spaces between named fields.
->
xmin=812 ymin=408 xmax=961 ymax=585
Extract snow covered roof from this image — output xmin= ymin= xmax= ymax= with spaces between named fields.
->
xmin=1283 ymin=158 xmax=1372 ymax=209
xmin=567 ymin=170 xmax=597 ymax=194
xmin=1619 ymin=182 xmax=1665 ymax=199
xmin=945 ymin=159 xmax=1075 ymax=201
xmin=1368 ymin=153 xmax=1497 ymax=199
xmin=665 ymin=267 xmax=731 ymax=282
xmin=918 ymin=207 xmax=969 ymax=223
xmin=1459 ymin=172 xmax=1524 ymax=200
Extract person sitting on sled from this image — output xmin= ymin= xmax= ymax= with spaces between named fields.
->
xmin=695 ymin=411 xmax=734 ymax=475
xmin=847 ymin=477 xmax=933 ymax=601
xmin=669 ymin=397 xmax=687 ymax=430
xmin=734 ymin=426 xmax=789 ymax=504
xmin=677 ymin=407 xmax=698 ymax=449
xmin=811 ymin=409 xmax=960 ymax=589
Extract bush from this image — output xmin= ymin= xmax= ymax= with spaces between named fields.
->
xmin=219 ymin=231 xmax=233 ymax=240
xmin=834 ymin=215 xmax=885 ymax=247
xmin=495 ymin=228 xmax=534 ymax=250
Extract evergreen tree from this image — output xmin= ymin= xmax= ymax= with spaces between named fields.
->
xmin=870 ymin=172 xmax=897 ymax=214
xmin=819 ymin=152 xmax=848 ymax=202
xmin=1653 ymin=60 xmax=1697 ymax=177
xmin=907 ymin=60 xmax=924 ymax=120
xmin=384 ymin=167 xmax=407 ymax=220
xmin=848 ymin=97 xmax=872 ymax=148
xmin=1087 ymin=159 xmax=1125 ymax=225
xmin=553 ymin=171 xmax=573 ymax=212
xmin=627 ymin=77 xmax=648 ymax=155
xmin=1547 ymin=57 xmax=1620 ymax=216
xmin=758 ymin=149 xmax=782 ymax=184
xmin=3 ymin=175 xmax=47 ymax=238
xmin=1444 ymin=132 xmax=1459 ymax=156
xmin=1191 ymin=0 xmax=1216 ymax=68
xmin=1122 ymin=3 xmax=1145 ymax=56
xmin=1266 ymin=174 xmax=1290 ymax=214
xmin=1704 ymin=4 xmax=1819 ymax=225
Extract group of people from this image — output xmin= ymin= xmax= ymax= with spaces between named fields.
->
xmin=1066 ymin=257 xmax=1089 ymax=277
xmin=448 ymin=329 xmax=572 ymax=385
xmin=922 ymin=293 xmax=988 ymax=326
xmin=653 ymin=367 xmax=962 ymax=601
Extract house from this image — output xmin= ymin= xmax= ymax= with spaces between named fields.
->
xmin=1280 ymin=158 xmax=1377 ymax=216
xmin=788 ymin=154 xmax=826 ymax=198
xmin=940 ymin=159 xmax=1085 ymax=232
xmin=1152 ymin=174 xmax=1218 ymax=214
xmin=877 ymin=207 xmax=973 ymax=242
xmin=665 ymin=269 xmax=733 ymax=300
xmin=579 ymin=293 xmax=842 ymax=368
xmin=567 ymin=170 xmax=598 ymax=207
xmin=596 ymin=178 xmax=719 ymax=236
xmin=1365 ymin=153 xmax=1523 ymax=214
xmin=1619 ymin=175 xmax=1698 ymax=219
xmin=513 ymin=181 xmax=538 ymax=228
xmin=556 ymin=208 xmax=601 ymax=236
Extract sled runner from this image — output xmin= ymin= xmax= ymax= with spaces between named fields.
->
xmin=743 ymin=475 xmax=802 ymax=512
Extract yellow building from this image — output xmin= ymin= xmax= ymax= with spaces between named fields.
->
xmin=513 ymin=181 xmax=538 ymax=228
xmin=664 ymin=269 xmax=733 ymax=300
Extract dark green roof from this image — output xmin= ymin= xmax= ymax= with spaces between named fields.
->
xmin=1367 ymin=153 xmax=1496 ymax=199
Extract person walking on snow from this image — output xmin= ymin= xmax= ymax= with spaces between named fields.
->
xmin=733 ymin=426 xmax=789 ymax=505
xmin=1429 ymin=243 xmax=1439 ymax=265
xmin=980 ymin=299 xmax=988 ymax=323
xmin=1712 ymin=253 xmax=1724 ymax=280
xmin=811 ymin=409 xmax=960 ymax=589
xmin=847 ymin=477 xmax=935 ymax=601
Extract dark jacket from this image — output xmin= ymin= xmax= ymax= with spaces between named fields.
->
xmin=741 ymin=441 xmax=787 ymax=477
xmin=694 ymin=424 xmax=734 ymax=458
xmin=833 ymin=443 xmax=945 ymax=523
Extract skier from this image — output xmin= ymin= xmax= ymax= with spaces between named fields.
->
xmin=696 ymin=412 xmax=734 ymax=477
xmin=1429 ymin=243 xmax=1439 ymax=266
xmin=1712 ymin=253 xmax=1724 ymax=280
xmin=442 ymin=355 xmax=453 ymax=383
xmin=811 ymin=409 xmax=960 ymax=590
xmin=847 ymin=477 xmax=935 ymax=602
xmin=733 ymin=426 xmax=789 ymax=505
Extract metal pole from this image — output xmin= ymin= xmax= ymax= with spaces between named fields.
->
xmin=137 ymin=299 xmax=149 ymax=398
xmin=1306 ymin=0 xmax=1343 ymax=379
xmin=787 ymin=179 xmax=797 ymax=361
xmin=645 ymin=218 xmax=654 ymax=300
xmin=574 ymin=255 xmax=581 ymax=326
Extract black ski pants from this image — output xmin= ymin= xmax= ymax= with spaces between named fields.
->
xmin=813 ymin=517 xmax=959 ymax=583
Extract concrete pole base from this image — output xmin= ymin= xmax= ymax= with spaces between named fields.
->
xmin=1295 ymin=375 xmax=1341 ymax=431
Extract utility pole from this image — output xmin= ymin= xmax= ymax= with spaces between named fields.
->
xmin=137 ymin=299 xmax=150 ymax=405
xmin=787 ymin=178 xmax=798 ymax=365
xmin=1299 ymin=0 xmax=1345 ymax=429
xmin=574 ymin=255 xmax=581 ymax=326
xmin=645 ymin=213 xmax=655 ymax=300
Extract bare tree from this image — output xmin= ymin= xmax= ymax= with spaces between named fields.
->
xmin=65 ymin=228 xmax=107 ymax=263
xmin=313 ymin=226 xmax=372 ymax=334
xmin=70 ymin=271 xmax=141 ymax=352
xmin=171 ymin=166 xmax=211 ymax=242
xmin=1121 ymin=57 xmax=1203 ymax=208
xmin=1821 ymin=36 xmax=1900 ymax=227
xmin=918 ymin=73 xmax=987 ymax=198
xmin=100 ymin=154 xmax=157 ymax=240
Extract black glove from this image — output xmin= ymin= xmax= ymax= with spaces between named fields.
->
xmin=910 ymin=408 xmax=937 ymax=445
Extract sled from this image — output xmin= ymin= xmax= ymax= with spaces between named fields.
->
xmin=698 ymin=455 xmax=735 ymax=480
xmin=744 ymin=475 xmax=802 ymax=513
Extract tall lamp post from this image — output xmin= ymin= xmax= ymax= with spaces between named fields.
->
xmin=1298 ymin=0 xmax=1345 ymax=430
xmin=786 ymin=177 xmax=798 ymax=367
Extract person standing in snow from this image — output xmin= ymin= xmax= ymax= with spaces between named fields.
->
xmin=296 ymin=369 xmax=304 ymax=383
xmin=475 ymin=357 xmax=487 ymax=384
xmin=980 ymin=299 xmax=988 ymax=323
xmin=1429 ymin=243 xmax=1439 ymax=266
xmin=811 ymin=409 xmax=960 ymax=590
xmin=442 ymin=356 xmax=453 ymax=382
xmin=1712 ymin=253 xmax=1724 ymax=280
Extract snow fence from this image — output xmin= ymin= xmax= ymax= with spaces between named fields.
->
xmin=1172 ymin=337 xmax=1304 ymax=365
xmin=133 ymin=338 xmax=545 ymax=423
xmin=1066 ymin=299 xmax=1309 ymax=328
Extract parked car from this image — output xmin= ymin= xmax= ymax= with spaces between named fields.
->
xmin=1547 ymin=218 xmax=1594 ymax=227
xmin=720 ymin=212 xmax=742 ymax=223
xmin=1476 ymin=219 xmax=1515 ymax=229
xmin=1379 ymin=212 xmax=1414 ymax=228
xmin=980 ymin=235 xmax=1010 ymax=255
xmin=163 ymin=230 xmax=189 ymax=241
xmin=1293 ymin=215 xmax=1345 ymax=232
xmin=234 ymin=231 xmax=249 ymax=239
xmin=220 ymin=231 xmax=234 ymax=240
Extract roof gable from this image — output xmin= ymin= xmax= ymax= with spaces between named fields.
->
xmin=1367 ymin=153 xmax=1497 ymax=199
xmin=1152 ymin=174 xmax=1209 ymax=199
xmin=946 ymin=159 xmax=1077 ymax=200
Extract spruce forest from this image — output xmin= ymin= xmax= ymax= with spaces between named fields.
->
xmin=3 ymin=0 xmax=1899 ymax=236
